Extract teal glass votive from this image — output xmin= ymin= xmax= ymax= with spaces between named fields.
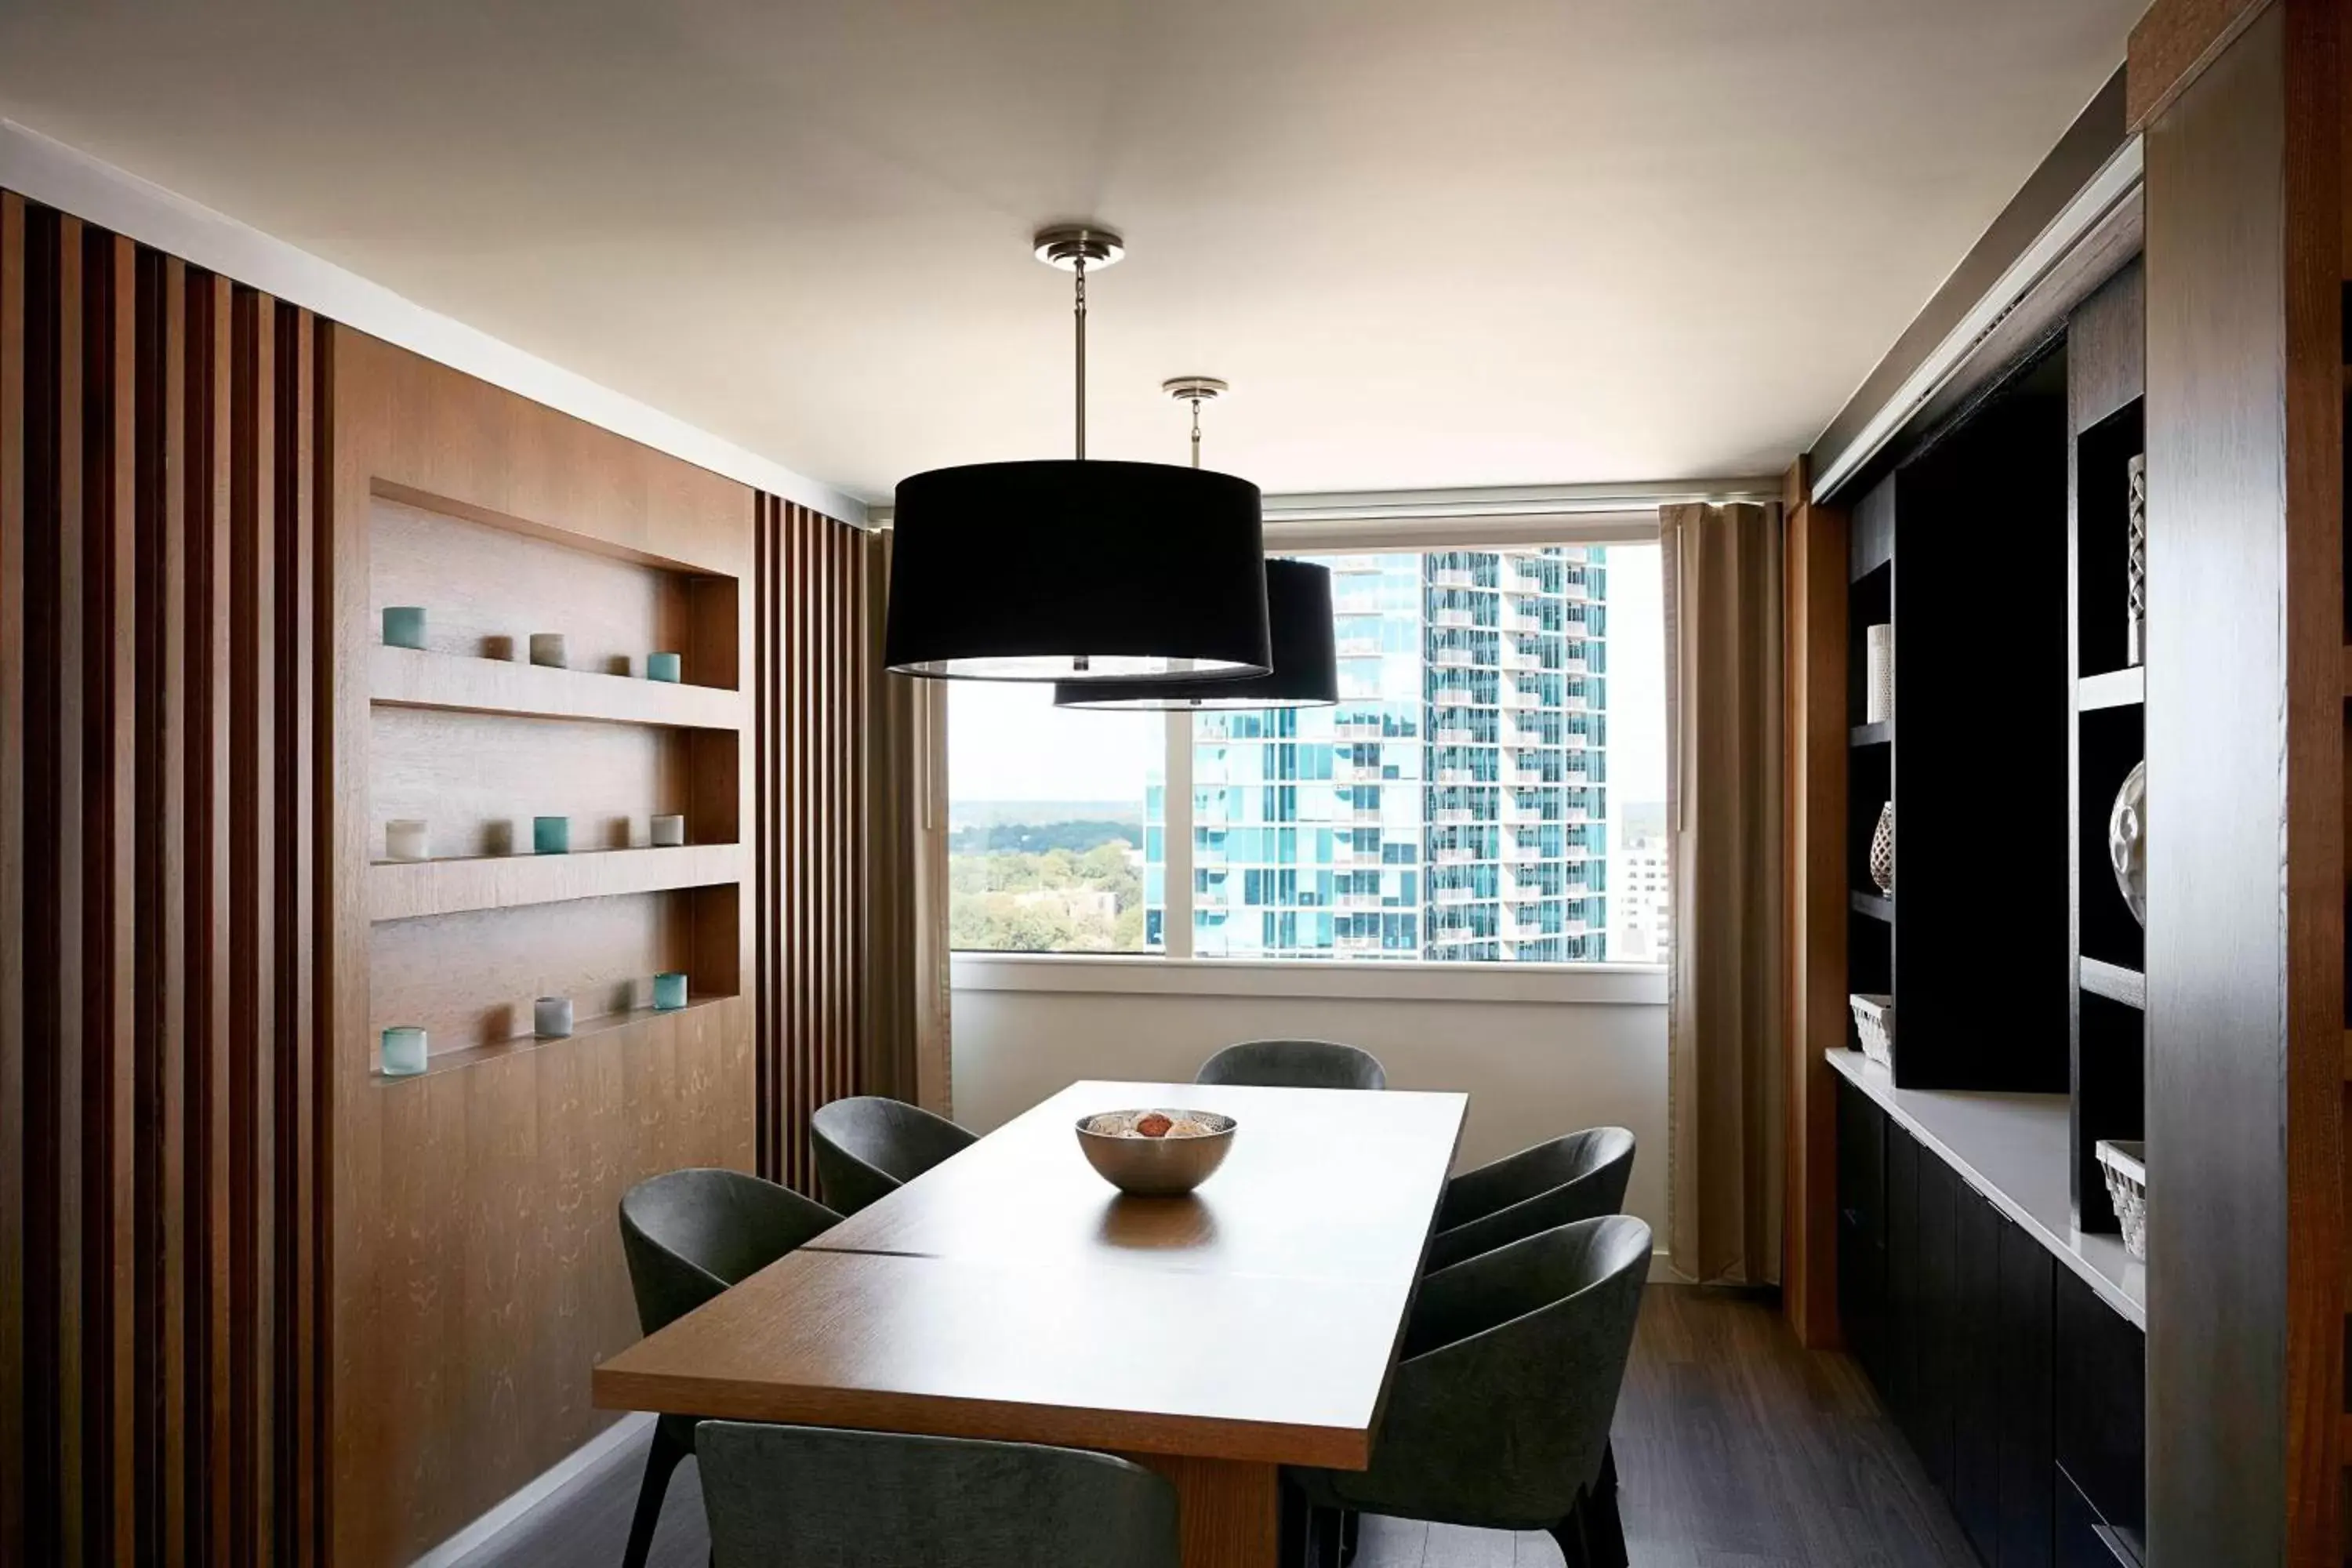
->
xmin=652 ymin=971 xmax=688 ymax=1011
xmin=533 ymin=815 xmax=570 ymax=855
xmin=381 ymin=1025 xmax=427 ymax=1077
xmin=383 ymin=606 xmax=427 ymax=650
xmin=646 ymin=652 xmax=681 ymax=683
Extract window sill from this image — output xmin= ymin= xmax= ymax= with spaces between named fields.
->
xmin=949 ymin=952 xmax=1668 ymax=1006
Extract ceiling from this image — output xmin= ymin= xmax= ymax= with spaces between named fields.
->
xmin=0 ymin=1 xmax=2140 ymax=504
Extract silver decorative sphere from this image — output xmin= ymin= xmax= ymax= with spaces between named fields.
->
xmin=2107 ymin=760 xmax=2146 ymax=927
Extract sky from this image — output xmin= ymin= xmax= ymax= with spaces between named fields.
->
xmin=946 ymin=543 xmax=1668 ymax=806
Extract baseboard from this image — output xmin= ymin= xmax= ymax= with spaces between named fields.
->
xmin=408 ymin=1411 xmax=654 ymax=1568
xmin=1647 ymin=1247 xmax=1683 ymax=1283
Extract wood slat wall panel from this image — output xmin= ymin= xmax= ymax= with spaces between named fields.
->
xmin=755 ymin=497 xmax=880 ymax=1192
xmin=0 ymin=191 xmax=330 ymax=1568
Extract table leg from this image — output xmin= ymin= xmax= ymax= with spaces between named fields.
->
xmin=1125 ymin=1454 xmax=1281 ymax=1567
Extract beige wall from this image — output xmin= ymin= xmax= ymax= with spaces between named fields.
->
xmin=950 ymin=977 xmax=1670 ymax=1248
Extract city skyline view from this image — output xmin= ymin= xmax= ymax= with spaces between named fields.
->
xmin=948 ymin=543 xmax=1668 ymax=962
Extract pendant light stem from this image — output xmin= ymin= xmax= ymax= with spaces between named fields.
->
xmin=1073 ymin=254 xmax=1087 ymax=460
xmin=1190 ymin=397 xmax=1202 ymax=469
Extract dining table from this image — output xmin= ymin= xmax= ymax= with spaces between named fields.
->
xmin=593 ymin=1077 xmax=1468 ymax=1566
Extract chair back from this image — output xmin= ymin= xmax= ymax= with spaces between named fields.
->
xmin=618 ymin=1168 xmax=838 ymax=1338
xmin=699 ymin=1421 xmax=1181 ymax=1568
xmin=1193 ymin=1038 xmax=1387 ymax=1091
xmin=1427 ymin=1126 xmax=1635 ymax=1271
xmin=810 ymin=1096 xmax=978 ymax=1216
xmin=1334 ymin=1214 xmax=1651 ymax=1529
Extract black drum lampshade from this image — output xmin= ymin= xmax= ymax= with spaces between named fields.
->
xmin=1052 ymin=558 xmax=1338 ymax=710
xmin=883 ymin=459 xmax=1272 ymax=682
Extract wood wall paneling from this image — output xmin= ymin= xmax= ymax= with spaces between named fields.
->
xmin=754 ymin=495 xmax=881 ymax=1193
xmin=0 ymin=191 xmax=331 ymax=1566
xmin=2140 ymin=2 xmax=2347 ymax=1560
xmin=0 ymin=187 xmax=891 ymax=1565
xmin=1782 ymin=455 xmax=1849 ymax=1349
xmin=326 ymin=332 xmax=760 ymax=1565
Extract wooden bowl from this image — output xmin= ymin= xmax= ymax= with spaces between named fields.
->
xmin=1074 ymin=1109 xmax=1237 ymax=1197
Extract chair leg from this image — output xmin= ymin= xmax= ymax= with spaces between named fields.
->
xmin=1577 ymin=1465 xmax=1628 ymax=1568
xmin=1307 ymin=1504 xmax=1345 ymax=1568
xmin=622 ymin=1418 xmax=692 ymax=1568
xmin=1340 ymin=1507 xmax=1360 ymax=1566
xmin=1546 ymin=1512 xmax=1594 ymax=1568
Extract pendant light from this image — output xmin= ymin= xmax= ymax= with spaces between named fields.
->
xmin=1053 ymin=378 xmax=1338 ymax=710
xmin=883 ymin=227 xmax=1272 ymax=682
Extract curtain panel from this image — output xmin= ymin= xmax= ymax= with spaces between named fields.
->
xmin=1662 ymin=501 xmax=1788 ymax=1285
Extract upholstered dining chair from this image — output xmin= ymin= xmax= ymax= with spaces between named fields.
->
xmin=1287 ymin=1214 xmax=1652 ymax=1568
xmin=810 ymin=1095 xmax=978 ymax=1216
xmin=1426 ymin=1127 xmax=1636 ymax=1272
xmin=616 ymin=1168 xmax=840 ymax=1568
xmin=697 ymin=1421 xmax=1181 ymax=1568
xmin=1193 ymin=1038 xmax=1388 ymax=1091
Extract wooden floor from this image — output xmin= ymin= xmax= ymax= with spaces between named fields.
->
xmin=452 ymin=1286 xmax=1976 ymax=1568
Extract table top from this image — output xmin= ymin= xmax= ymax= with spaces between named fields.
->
xmin=593 ymin=1080 xmax=1468 ymax=1468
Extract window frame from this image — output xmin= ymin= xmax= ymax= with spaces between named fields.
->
xmin=947 ymin=506 xmax=1680 ymax=997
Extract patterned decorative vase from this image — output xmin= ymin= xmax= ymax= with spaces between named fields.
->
xmin=2126 ymin=453 xmax=2147 ymax=668
xmin=2109 ymin=760 xmax=2147 ymax=926
xmin=1869 ymin=801 xmax=1894 ymax=895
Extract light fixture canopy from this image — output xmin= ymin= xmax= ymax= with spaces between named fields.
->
xmin=1054 ymin=377 xmax=1338 ymax=710
xmin=884 ymin=227 xmax=1272 ymax=682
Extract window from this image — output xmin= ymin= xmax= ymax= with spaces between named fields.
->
xmin=948 ymin=541 xmax=1668 ymax=964
xmin=947 ymin=683 xmax=1163 ymax=952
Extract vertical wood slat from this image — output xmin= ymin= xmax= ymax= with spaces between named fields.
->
xmin=754 ymin=497 xmax=877 ymax=1194
xmin=0 ymin=187 xmax=27 ymax=1568
xmin=0 ymin=192 xmax=330 ymax=1568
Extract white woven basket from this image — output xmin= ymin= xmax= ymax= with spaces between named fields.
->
xmin=2096 ymin=1139 xmax=2147 ymax=1260
xmin=1848 ymin=993 xmax=1894 ymax=1068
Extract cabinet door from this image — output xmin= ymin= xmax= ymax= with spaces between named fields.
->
xmin=1835 ymin=1078 xmax=1889 ymax=1386
xmin=1885 ymin=1128 xmax=1922 ymax=1436
xmin=2054 ymin=1269 xmax=2144 ymax=1559
xmin=1996 ymin=1215 xmax=2056 ymax=1568
xmin=1951 ymin=1186 xmax=2004 ymax=1560
xmin=1909 ymin=1149 xmax=1961 ymax=1496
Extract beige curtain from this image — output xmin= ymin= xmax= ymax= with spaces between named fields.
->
xmin=1662 ymin=502 xmax=1787 ymax=1285
xmin=861 ymin=528 xmax=956 ymax=1115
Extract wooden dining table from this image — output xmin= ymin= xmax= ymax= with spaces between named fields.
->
xmin=593 ymin=1078 xmax=1468 ymax=1566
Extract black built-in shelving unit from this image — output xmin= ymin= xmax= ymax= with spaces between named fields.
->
xmin=1846 ymin=347 xmax=2072 ymax=1095
xmin=2065 ymin=260 xmax=2147 ymax=1235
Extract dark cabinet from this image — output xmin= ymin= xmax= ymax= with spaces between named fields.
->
xmin=2055 ymin=1266 xmax=2145 ymax=1562
xmin=1834 ymin=1078 xmax=2140 ymax=1568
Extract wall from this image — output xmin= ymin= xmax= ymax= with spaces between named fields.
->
xmin=0 ymin=191 xmax=332 ymax=1568
xmin=950 ymin=966 xmax=1670 ymax=1246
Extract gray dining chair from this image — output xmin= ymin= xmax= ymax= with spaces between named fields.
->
xmin=616 ymin=1168 xmax=840 ymax=1568
xmin=697 ymin=1421 xmax=1181 ymax=1568
xmin=1193 ymin=1038 xmax=1388 ymax=1091
xmin=1426 ymin=1127 xmax=1636 ymax=1272
xmin=810 ymin=1095 xmax=978 ymax=1216
xmin=1287 ymin=1214 xmax=1652 ymax=1568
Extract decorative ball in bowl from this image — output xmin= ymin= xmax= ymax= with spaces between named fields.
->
xmin=1075 ymin=1109 xmax=1238 ymax=1197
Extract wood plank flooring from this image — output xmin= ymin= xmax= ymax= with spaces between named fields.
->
xmin=451 ymin=1286 xmax=1979 ymax=1568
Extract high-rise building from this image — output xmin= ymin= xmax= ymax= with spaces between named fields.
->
xmin=1148 ymin=546 xmax=1610 ymax=961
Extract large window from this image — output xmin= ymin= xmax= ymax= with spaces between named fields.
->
xmin=946 ymin=684 xmax=1163 ymax=953
xmin=949 ymin=542 xmax=1667 ymax=964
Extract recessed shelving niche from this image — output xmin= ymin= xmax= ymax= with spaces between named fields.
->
xmin=365 ymin=482 xmax=748 ymax=1078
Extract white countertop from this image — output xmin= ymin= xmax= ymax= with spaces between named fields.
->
xmin=1826 ymin=1049 xmax=2146 ymax=1329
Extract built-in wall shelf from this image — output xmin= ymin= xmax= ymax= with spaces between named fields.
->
xmin=371 ymin=644 xmax=743 ymax=731
xmin=371 ymin=843 xmax=746 ymax=922
xmin=2080 ymin=956 xmax=2146 ymax=1009
xmin=1850 ymin=720 xmax=1894 ymax=747
xmin=375 ymin=993 xmax=737 ymax=1082
xmin=1851 ymin=890 xmax=1894 ymax=922
xmin=2078 ymin=667 xmax=2146 ymax=711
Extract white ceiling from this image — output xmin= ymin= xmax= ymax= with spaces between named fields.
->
xmin=0 ymin=0 xmax=2140 ymax=504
